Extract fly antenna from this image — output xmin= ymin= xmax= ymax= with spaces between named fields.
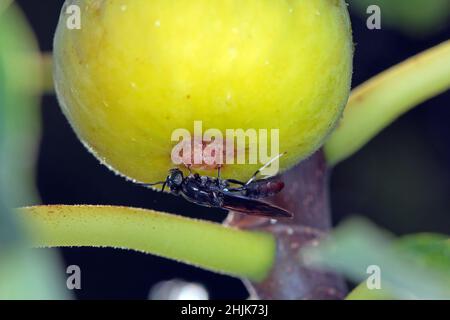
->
xmin=246 ymin=152 xmax=286 ymax=185
xmin=139 ymin=181 xmax=166 ymax=188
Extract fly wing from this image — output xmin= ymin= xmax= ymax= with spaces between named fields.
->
xmin=221 ymin=192 xmax=293 ymax=218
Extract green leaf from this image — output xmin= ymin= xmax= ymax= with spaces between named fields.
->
xmin=346 ymin=282 xmax=396 ymax=300
xmin=0 ymin=0 xmax=13 ymax=15
xmin=395 ymin=234 xmax=450 ymax=278
xmin=346 ymin=233 xmax=450 ymax=300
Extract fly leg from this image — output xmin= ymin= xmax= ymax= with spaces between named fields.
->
xmin=217 ymin=165 xmax=222 ymax=179
xmin=139 ymin=181 xmax=167 ymax=192
xmin=212 ymin=191 xmax=223 ymax=207
xmin=224 ymin=179 xmax=246 ymax=193
xmin=227 ymin=179 xmax=245 ymax=185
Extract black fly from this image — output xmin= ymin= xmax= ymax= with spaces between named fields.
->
xmin=142 ymin=154 xmax=292 ymax=218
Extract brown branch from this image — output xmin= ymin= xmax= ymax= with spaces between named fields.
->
xmin=224 ymin=151 xmax=347 ymax=299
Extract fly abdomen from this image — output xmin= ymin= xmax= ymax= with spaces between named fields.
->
xmin=244 ymin=180 xmax=285 ymax=199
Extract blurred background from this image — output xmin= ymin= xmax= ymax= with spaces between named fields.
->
xmin=7 ymin=0 xmax=450 ymax=299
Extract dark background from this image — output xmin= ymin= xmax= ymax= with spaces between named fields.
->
xmin=16 ymin=0 xmax=450 ymax=299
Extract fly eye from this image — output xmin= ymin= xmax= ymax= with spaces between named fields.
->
xmin=174 ymin=173 xmax=183 ymax=185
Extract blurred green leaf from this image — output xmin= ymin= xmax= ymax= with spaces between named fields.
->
xmin=346 ymin=233 xmax=450 ymax=300
xmin=0 ymin=0 xmax=13 ymax=15
xmin=348 ymin=0 xmax=449 ymax=36
xmin=0 ymin=0 xmax=40 ymax=245
xmin=346 ymin=282 xmax=396 ymax=300
xmin=395 ymin=234 xmax=450 ymax=276
xmin=0 ymin=3 xmax=68 ymax=299
xmin=303 ymin=218 xmax=450 ymax=299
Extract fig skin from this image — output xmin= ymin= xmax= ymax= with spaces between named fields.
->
xmin=54 ymin=0 xmax=353 ymax=183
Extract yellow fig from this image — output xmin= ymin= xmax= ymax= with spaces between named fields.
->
xmin=54 ymin=0 xmax=353 ymax=183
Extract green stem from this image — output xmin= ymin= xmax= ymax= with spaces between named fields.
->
xmin=19 ymin=205 xmax=276 ymax=282
xmin=325 ymin=40 xmax=450 ymax=166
